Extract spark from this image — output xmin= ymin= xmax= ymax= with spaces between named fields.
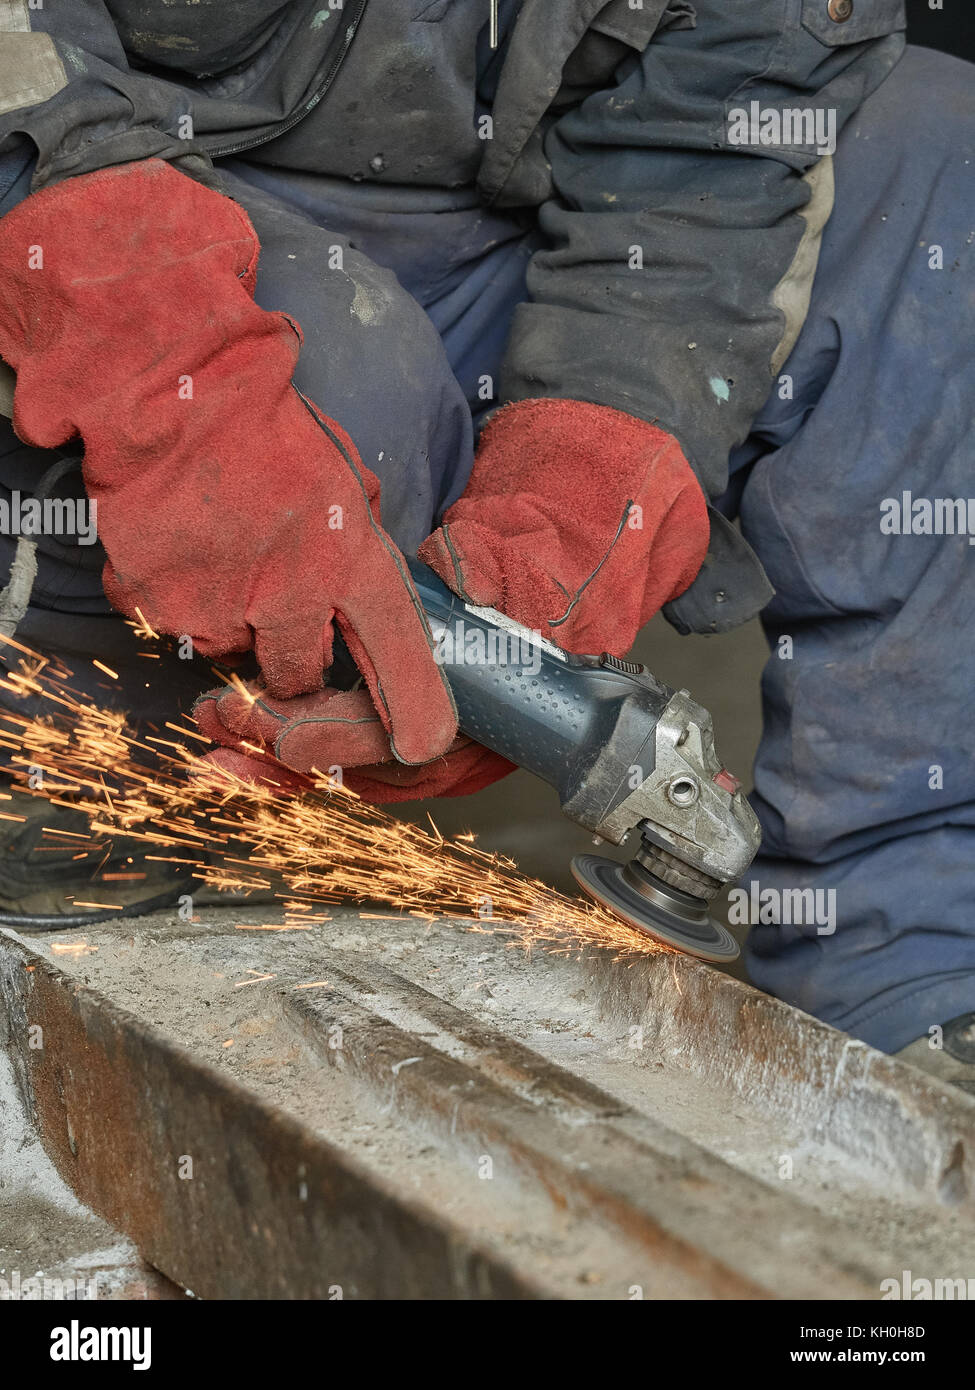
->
xmin=0 ymin=635 xmax=668 ymax=962
xmin=235 ymin=923 xmax=313 ymax=932
xmin=209 ymin=668 xmax=258 ymax=705
xmin=126 ymin=607 xmax=160 ymax=641
xmin=165 ymin=721 xmax=209 ymax=742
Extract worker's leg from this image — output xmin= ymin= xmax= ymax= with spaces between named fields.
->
xmin=217 ymin=161 xmax=538 ymax=433
xmin=732 ymin=46 xmax=975 ymax=1051
xmin=203 ymin=165 xmax=491 ymax=554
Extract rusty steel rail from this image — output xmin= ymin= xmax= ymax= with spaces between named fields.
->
xmin=1 ymin=909 xmax=973 ymax=1299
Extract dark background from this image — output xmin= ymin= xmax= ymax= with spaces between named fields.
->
xmin=907 ymin=0 xmax=974 ymax=60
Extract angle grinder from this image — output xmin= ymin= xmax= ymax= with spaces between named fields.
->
xmin=407 ymin=559 xmax=761 ymax=962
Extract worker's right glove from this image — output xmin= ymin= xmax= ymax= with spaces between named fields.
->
xmin=0 ymin=158 xmax=456 ymax=767
xmin=418 ymin=397 xmax=710 ymax=657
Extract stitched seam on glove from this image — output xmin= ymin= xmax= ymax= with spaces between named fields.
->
xmin=547 ymin=497 xmax=634 ymax=629
xmin=438 ymin=523 xmax=474 ymax=603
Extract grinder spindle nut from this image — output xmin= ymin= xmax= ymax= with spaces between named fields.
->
xmin=634 ymin=841 xmax=723 ymax=900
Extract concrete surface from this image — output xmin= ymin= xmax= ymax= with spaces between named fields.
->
xmin=2 ymin=902 xmax=973 ymax=1299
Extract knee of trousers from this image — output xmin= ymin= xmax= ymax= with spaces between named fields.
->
xmin=218 ymin=174 xmax=475 ymax=555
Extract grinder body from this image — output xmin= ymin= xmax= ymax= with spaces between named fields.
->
xmin=407 ymin=559 xmax=761 ymax=958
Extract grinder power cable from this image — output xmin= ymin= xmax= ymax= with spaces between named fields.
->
xmin=408 ymin=559 xmax=761 ymax=962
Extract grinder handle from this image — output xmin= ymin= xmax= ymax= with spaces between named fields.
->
xmin=406 ymin=558 xmax=665 ymax=792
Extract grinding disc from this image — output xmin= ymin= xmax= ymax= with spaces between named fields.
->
xmin=571 ymin=853 xmax=739 ymax=962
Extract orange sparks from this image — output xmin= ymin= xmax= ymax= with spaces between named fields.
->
xmin=0 ymin=639 xmax=668 ymax=963
xmin=92 ymin=659 xmax=119 ymax=681
xmin=128 ymin=607 xmax=160 ymax=641
xmin=234 ymin=971 xmax=277 ymax=988
xmin=235 ymin=923 xmax=312 ymax=932
xmin=165 ymin=721 xmax=210 ymax=742
xmin=210 ymin=668 xmax=258 ymax=705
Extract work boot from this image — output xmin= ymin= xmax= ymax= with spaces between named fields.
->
xmin=0 ymin=786 xmax=273 ymax=927
xmin=894 ymin=1013 xmax=975 ymax=1097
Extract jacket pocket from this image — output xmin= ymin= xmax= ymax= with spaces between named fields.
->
xmin=800 ymin=0 xmax=906 ymax=47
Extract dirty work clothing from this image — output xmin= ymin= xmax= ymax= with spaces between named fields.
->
xmin=0 ymin=41 xmax=973 ymax=1053
xmin=224 ymin=45 xmax=975 ymax=1053
xmin=732 ymin=44 xmax=975 ymax=1053
xmin=0 ymin=0 xmax=907 ymax=634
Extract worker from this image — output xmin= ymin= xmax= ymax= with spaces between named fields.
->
xmin=0 ymin=3 xmax=971 ymax=1082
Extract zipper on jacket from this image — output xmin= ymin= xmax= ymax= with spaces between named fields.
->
xmin=205 ymin=0 xmax=368 ymax=159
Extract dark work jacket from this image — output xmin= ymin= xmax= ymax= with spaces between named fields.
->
xmin=0 ymin=0 xmax=907 ymax=633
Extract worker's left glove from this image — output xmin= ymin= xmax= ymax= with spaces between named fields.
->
xmin=0 ymin=159 xmax=457 ymax=768
xmin=193 ymin=682 xmax=513 ymax=802
xmin=417 ymin=397 xmax=709 ymax=656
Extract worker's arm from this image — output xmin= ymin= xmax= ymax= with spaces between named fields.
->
xmin=415 ymin=1 xmax=908 ymax=656
xmin=500 ymin=0 xmax=906 ymax=496
xmin=0 ymin=159 xmax=457 ymax=767
xmin=0 ymin=5 xmax=460 ymax=766
xmin=0 ymin=0 xmax=210 ymax=186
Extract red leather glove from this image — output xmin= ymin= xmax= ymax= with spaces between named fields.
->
xmin=193 ymin=684 xmax=513 ymax=802
xmin=0 ymin=159 xmax=455 ymax=766
xmin=418 ymin=398 xmax=710 ymax=656
xmin=195 ymin=397 xmax=709 ymax=802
